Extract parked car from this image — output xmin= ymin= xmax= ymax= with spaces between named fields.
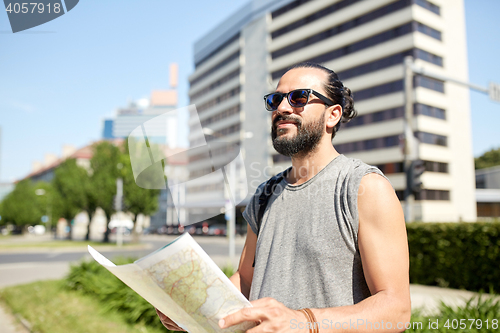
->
xmin=208 ymin=224 xmax=226 ymax=236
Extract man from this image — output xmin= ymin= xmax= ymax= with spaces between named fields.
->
xmin=159 ymin=63 xmax=410 ymax=332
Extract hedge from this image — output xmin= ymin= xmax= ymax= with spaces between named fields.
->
xmin=65 ymin=257 xmax=235 ymax=331
xmin=407 ymin=222 xmax=500 ymax=293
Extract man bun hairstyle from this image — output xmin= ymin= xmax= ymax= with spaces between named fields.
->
xmin=287 ymin=62 xmax=357 ymax=139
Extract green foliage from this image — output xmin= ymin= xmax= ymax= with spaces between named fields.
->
xmin=475 ymin=147 xmax=500 ymax=169
xmin=65 ymin=258 xmax=170 ymax=331
xmin=65 ymin=259 xmax=236 ymax=332
xmin=221 ymin=265 xmax=235 ymax=278
xmin=0 ymin=180 xmax=46 ymax=227
xmin=409 ymin=295 xmax=500 ymax=332
xmin=407 ymin=222 xmax=500 ymax=292
xmin=90 ymin=141 xmax=122 ymax=242
xmin=121 ymin=140 xmax=160 ymax=226
xmin=53 ymin=159 xmax=90 ymax=239
xmin=34 ymin=180 xmax=64 ymax=230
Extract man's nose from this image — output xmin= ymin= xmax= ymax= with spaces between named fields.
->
xmin=275 ymin=96 xmax=293 ymax=115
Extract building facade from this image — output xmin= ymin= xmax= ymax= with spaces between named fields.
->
xmin=187 ymin=0 xmax=476 ymax=222
xmin=476 ymin=166 xmax=500 ymax=219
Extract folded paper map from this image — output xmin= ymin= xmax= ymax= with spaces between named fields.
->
xmin=88 ymin=233 xmax=254 ymax=333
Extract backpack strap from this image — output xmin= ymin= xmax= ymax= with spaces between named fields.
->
xmin=252 ymin=168 xmax=290 ymax=267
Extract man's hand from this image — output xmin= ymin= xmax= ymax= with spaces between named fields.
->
xmin=156 ymin=308 xmax=184 ymax=331
xmin=219 ymin=298 xmax=308 ymax=333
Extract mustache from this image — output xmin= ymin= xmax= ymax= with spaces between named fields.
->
xmin=272 ymin=114 xmax=302 ymax=128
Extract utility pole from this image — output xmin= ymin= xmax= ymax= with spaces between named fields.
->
xmin=403 ymin=56 xmax=416 ymax=222
xmin=115 ymin=176 xmax=123 ymax=246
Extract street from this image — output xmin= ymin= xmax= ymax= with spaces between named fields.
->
xmin=0 ymin=234 xmax=246 ymax=289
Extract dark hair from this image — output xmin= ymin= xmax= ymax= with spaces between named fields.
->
xmin=286 ymin=62 xmax=357 ymax=139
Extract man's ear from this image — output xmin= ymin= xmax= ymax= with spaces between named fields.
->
xmin=325 ymin=104 xmax=342 ymax=130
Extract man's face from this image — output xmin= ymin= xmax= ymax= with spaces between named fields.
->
xmin=271 ymin=68 xmax=330 ymax=157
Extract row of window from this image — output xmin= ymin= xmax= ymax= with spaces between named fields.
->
xmin=415 ymin=103 xmax=446 ymax=119
xmin=337 ymin=48 xmax=442 ymax=82
xmin=190 ymin=51 xmax=240 ymax=87
xmin=477 ymin=203 xmax=500 ymax=217
xmin=190 ymin=69 xmax=240 ymax=101
xmin=415 ymin=189 xmax=450 ymax=200
xmin=189 ymin=123 xmax=242 ymax=147
xmin=198 ymin=105 xmax=240 ymax=129
xmin=189 ymin=168 xmax=213 ymax=179
xmin=415 ymin=131 xmax=447 ymax=146
xmin=424 ymin=160 xmax=448 ymax=173
xmin=415 ymin=21 xmax=441 ymax=40
xmin=352 ymin=75 xmax=444 ymax=103
xmin=335 ymin=131 xmax=447 ymax=154
xmin=271 ymin=21 xmax=440 ymax=80
xmin=344 ymin=107 xmax=404 ymax=128
xmin=272 ymin=0 xmax=358 ymax=40
xmin=272 ymin=0 xmax=412 ymax=58
xmin=197 ymin=86 xmax=240 ymax=113
xmin=395 ymin=189 xmax=450 ymax=201
xmin=344 ymin=103 xmax=445 ymax=129
xmin=376 ymin=160 xmax=448 ymax=174
xmin=271 ymin=0 xmax=441 ymax=39
xmin=189 ymin=142 xmax=238 ymax=163
xmin=187 ymin=182 xmax=225 ymax=195
xmin=415 ymin=0 xmax=440 ymax=15
xmin=414 ymin=75 xmax=445 ymax=93
xmin=354 ymin=80 xmax=404 ymax=101
xmin=195 ymin=33 xmax=239 ymax=69
xmin=273 ymin=156 xmax=448 ymax=176
xmin=272 ymin=0 xmax=314 ymax=20
xmin=336 ymin=135 xmax=400 ymax=153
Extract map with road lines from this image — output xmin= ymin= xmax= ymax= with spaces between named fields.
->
xmin=88 ymin=233 xmax=254 ymax=333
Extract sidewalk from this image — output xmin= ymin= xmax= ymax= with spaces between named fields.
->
xmin=0 ymin=302 xmax=29 ymax=333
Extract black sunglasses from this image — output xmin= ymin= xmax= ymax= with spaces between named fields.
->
xmin=263 ymin=89 xmax=335 ymax=111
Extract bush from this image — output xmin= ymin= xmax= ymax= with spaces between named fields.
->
xmin=407 ymin=222 xmax=500 ymax=292
xmin=65 ymin=259 xmax=237 ymax=332
xmin=65 ymin=257 xmax=168 ymax=331
xmin=409 ymin=295 xmax=500 ymax=332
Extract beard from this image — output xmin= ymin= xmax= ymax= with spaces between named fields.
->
xmin=271 ymin=112 xmax=325 ymax=157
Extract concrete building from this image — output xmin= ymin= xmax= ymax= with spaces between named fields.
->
xmin=102 ymin=64 xmax=180 ymax=147
xmin=187 ymin=0 xmax=476 ymax=222
xmin=476 ymin=165 xmax=500 ymax=219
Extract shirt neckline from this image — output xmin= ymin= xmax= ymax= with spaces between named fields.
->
xmin=283 ymin=154 xmax=345 ymax=191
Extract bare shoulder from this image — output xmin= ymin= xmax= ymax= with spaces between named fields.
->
xmin=358 ymin=172 xmax=403 ymax=227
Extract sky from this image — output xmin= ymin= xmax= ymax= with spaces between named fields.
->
xmin=0 ymin=0 xmax=499 ymax=183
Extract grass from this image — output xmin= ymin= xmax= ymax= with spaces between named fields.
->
xmin=0 ymin=280 xmax=164 ymax=333
xmin=408 ymin=295 xmax=500 ymax=332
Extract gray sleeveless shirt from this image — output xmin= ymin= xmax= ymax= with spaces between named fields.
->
xmin=243 ymin=154 xmax=387 ymax=309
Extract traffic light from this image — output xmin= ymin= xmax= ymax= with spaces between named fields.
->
xmin=407 ymin=160 xmax=425 ymax=195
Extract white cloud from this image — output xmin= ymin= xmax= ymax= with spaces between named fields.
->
xmin=9 ymin=100 xmax=37 ymax=113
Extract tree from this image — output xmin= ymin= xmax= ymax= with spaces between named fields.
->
xmin=475 ymin=147 xmax=500 ymax=169
xmin=121 ymin=140 xmax=160 ymax=243
xmin=0 ymin=180 xmax=47 ymax=231
xmin=52 ymin=159 xmax=89 ymax=240
xmin=32 ymin=181 xmax=64 ymax=235
xmin=89 ymin=141 xmax=121 ymax=243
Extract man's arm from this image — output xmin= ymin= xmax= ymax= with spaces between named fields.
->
xmin=219 ymin=173 xmax=411 ymax=333
xmin=229 ymin=224 xmax=257 ymax=299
